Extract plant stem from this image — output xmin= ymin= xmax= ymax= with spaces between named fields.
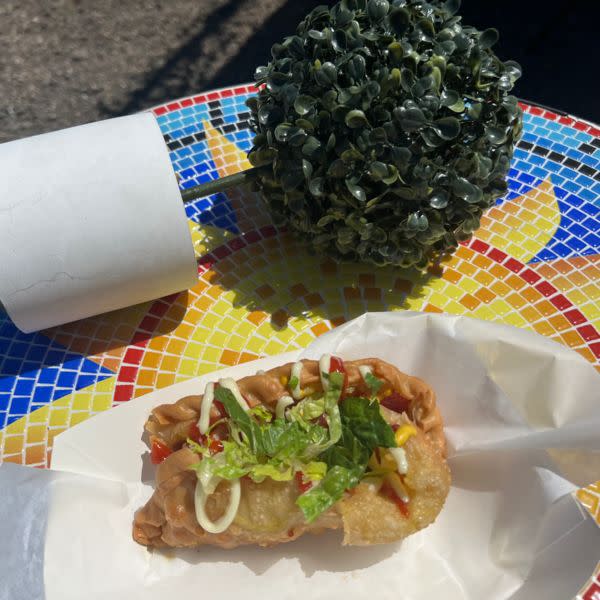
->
xmin=180 ymin=167 xmax=258 ymax=203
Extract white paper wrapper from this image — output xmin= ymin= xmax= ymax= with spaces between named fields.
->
xmin=1 ymin=313 xmax=599 ymax=600
xmin=0 ymin=113 xmax=197 ymax=333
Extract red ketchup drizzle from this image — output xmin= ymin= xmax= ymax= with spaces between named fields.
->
xmin=295 ymin=471 xmax=312 ymax=494
xmin=381 ymin=482 xmax=410 ymax=518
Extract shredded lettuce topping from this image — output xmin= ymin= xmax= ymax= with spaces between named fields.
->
xmin=189 ymin=370 xmax=397 ymax=523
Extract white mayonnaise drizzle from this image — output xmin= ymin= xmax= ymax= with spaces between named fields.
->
xmin=276 ymin=395 xmax=294 ymax=420
xmin=198 ymin=382 xmax=215 ymax=435
xmin=194 ymin=477 xmax=241 ymax=533
xmin=319 ymin=354 xmax=332 ymax=390
xmin=289 ymin=362 xmax=303 ymax=399
xmin=218 ymin=378 xmax=251 ymax=412
xmin=389 ymin=447 xmax=409 ymax=475
xmin=358 ymin=365 xmax=372 ymax=382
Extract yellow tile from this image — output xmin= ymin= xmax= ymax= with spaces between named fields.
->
xmin=264 ymin=340 xmax=286 ymax=354
xmin=200 ymin=311 xmax=219 ymax=329
xmin=443 ymin=284 xmax=464 ymax=300
xmin=160 ymin=355 xmax=180 ymax=372
xmin=488 ymin=299 xmax=512 ymax=316
xmin=179 ymin=358 xmax=198 ymax=377
xmin=202 ymin=346 xmax=221 ymax=362
xmin=472 ymin=305 xmax=497 ymax=321
xmin=28 ymin=409 xmax=48 ymax=425
xmin=459 ymin=277 xmax=480 ymax=294
xmin=71 ymin=394 xmax=91 ymax=411
xmin=26 ymin=425 xmax=46 ymax=444
xmin=503 ymin=312 xmax=528 ymax=328
xmin=245 ymin=336 xmax=268 ymax=354
xmin=567 ymin=289 xmax=588 ymax=305
xmin=166 ymin=338 xmax=186 ymax=355
xmin=92 ymin=396 xmax=112 ymax=412
xmin=3 ymin=435 xmax=24 ymax=454
xmin=235 ymin=321 xmax=255 ymax=338
xmin=520 ymin=223 xmax=538 ymax=238
xmin=207 ymin=330 xmax=228 ymax=346
xmin=69 ymin=413 xmax=90 ymax=427
xmin=184 ymin=342 xmax=203 ymax=359
xmin=49 ymin=409 xmax=69 ymax=427
xmin=445 ymin=299 xmax=467 ymax=314
xmin=296 ymin=332 xmax=315 ymax=348
xmin=157 ymin=373 xmax=176 ymax=388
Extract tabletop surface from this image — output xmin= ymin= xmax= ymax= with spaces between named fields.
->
xmin=0 ymin=84 xmax=599 ymax=596
xmin=0 ymin=85 xmax=599 ymax=468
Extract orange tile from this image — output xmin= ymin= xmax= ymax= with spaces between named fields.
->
xmin=576 ymin=347 xmax=596 ymax=362
xmin=473 ymin=255 xmax=493 ymax=269
xmin=394 ymin=279 xmax=412 ymax=293
xmin=582 ymin=263 xmax=600 ymax=280
xmin=101 ymin=356 xmax=121 ymax=372
xmin=195 ymin=295 xmax=213 ymax=311
xmin=240 ymin=352 xmax=260 ymax=363
xmin=506 ymin=293 xmax=527 ymax=309
xmin=137 ymin=369 xmax=157 ymax=386
xmin=548 ymin=314 xmax=571 ymax=332
xmin=489 ymin=264 xmax=508 ymax=279
xmin=560 ymin=330 xmax=585 ymax=347
xmin=271 ymin=309 xmax=289 ymax=328
xmin=475 ymin=288 xmax=496 ymax=303
xmin=220 ymin=349 xmax=240 ymax=366
xmin=157 ymin=373 xmax=176 ymax=388
xmin=364 ymin=288 xmax=381 ymax=301
xmin=506 ymin=274 xmax=526 ymax=291
xmin=535 ymin=263 xmax=559 ymax=279
xmin=311 ymin=322 xmax=330 ymax=336
xmin=424 ymin=304 xmax=443 ymax=313
xmin=474 ymin=269 xmax=495 ymax=286
xmin=521 ymin=305 xmax=542 ymax=322
xmin=26 ymin=426 xmax=46 ymax=444
xmin=305 ymin=292 xmax=325 ymax=307
xmin=458 ymin=261 xmax=477 ymax=276
xmin=290 ymin=283 xmax=308 ymax=296
xmin=206 ymin=285 xmax=225 ymax=299
xmin=330 ymin=316 xmax=346 ymax=327
xmin=142 ymin=351 xmax=161 ymax=369
xmin=166 ymin=339 xmax=186 ymax=355
xmin=25 ymin=445 xmax=46 ymax=465
xmin=359 ymin=273 xmax=376 ymax=287
xmin=490 ymin=281 xmax=511 ymax=296
xmin=247 ymin=311 xmax=268 ymax=326
xmin=460 ymin=294 xmax=481 ymax=310
xmin=551 ymin=259 xmax=574 ymax=274
xmin=443 ymin=268 xmax=462 ymax=284
xmin=160 ymin=355 xmax=180 ymax=372
xmin=320 ymin=260 xmax=337 ymax=276
xmin=535 ymin=300 xmax=556 ymax=317
xmin=3 ymin=435 xmax=23 ymax=455
xmin=205 ymin=270 xmax=219 ymax=284
xmin=521 ymin=287 xmax=543 ymax=303
xmin=3 ymin=454 xmax=24 ymax=465
xmin=532 ymin=320 xmax=555 ymax=337
xmin=151 ymin=336 xmax=169 ymax=351
xmin=550 ymin=276 xmax=573 ymax=292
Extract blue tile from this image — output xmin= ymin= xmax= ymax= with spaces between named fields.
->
xmin=14 ymin=379 xmax=34 ymax=396
xmin=553 ymin=228 xmax=570 ymax=241
xmin=562 ymin=180 xmax=582 ymax=194
xmin=583 ymin=232 xmax=600 ymax=247
xmin=569 ymin=223 xmax=588 ymax=237
xmin=0 ymin=394 xmax=9 ymax=411
xmin=76 ymin=374 xmax=97 ymax=389
xmin=551 ymin=142 xmax=569 ymax=154
xmin=179 ymin=167 xmax=196 ymax=180
xmin=551 ymin=242 xmax=572 ymax=257
xmin=531 ymin=167 xmax=548 ymax=179
xmin=0 ymin=377 xmax=15 ymax=392
xmin=56 ymin=371 xmax=76 ymax=388
xmin=32 ymin=386 xmax=52 ymax=403
xmin=575 ymin=174 xmax=594 ymax=187
xmin=9 ymin=397 xmax=30 ymax=414
xmin=582 ymin=217 xmax=598 ymax=230
xmin=548 ymin=131 xmax=566 ymax=144
xmin=566 ymin=207 xmax=587 ymax=221
xmin=26 ymin=346 xmax=47 ymax=362
xmin=581 ymin=202 xmax=599 ymax=216
xmin=544 ymin=161 xmax=561 ymax=173
xmin=37 ymin=368 xmax=58 ymax=384
xmin=565 ymin=237 xmax=587 ymax=252
xmin=177 ymin=157 xmax=193 ymax=169
xmin=5 ymin=414 xmax=21 ymax=427
xmin=580 ymin=189 xmax=597 ymax=202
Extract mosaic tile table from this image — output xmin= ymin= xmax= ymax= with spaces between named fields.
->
xmin=0 ymin=87 xmax=599 ymax=590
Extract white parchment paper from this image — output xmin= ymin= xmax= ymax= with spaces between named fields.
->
xmin=0 ymin=113 xmax=197 ymax=333
xmin=1 ymin=313 xmax=599 ymax=600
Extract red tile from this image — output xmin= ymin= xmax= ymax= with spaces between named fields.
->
xmin=549 ymin=293 xmax=572 ymax=311
xmin=193 ymin=94 xmax=207 ymax=104
xmin=166 ymin=102 xmax=181 ymax=112
xmin=559 ymin=116 xmax=575 ymax=126
xmin=564 ymin=308 xmax=587 ymax=325
xmin=228 ymin=237 xmax=247 ymax=251
xmin=138 ymin=316 xmax=160 ymax=332
xmin=197 ymin=254 xmax=215 ymax=271
xmin=488 ymin=248 xmax=508 ymax=262
xmin=207 ymin=92 xmax=219 ymax=101
xmin=114 ymin=384 xmax=134 ymax=402
xmin=535 ymin=281 xmax=556 ymax=297
xmin=153 ymin=106 xmax=167 ymax=116
xmin=260 ymin=225 xmax=277 ymax=238
xmin=149 ymin=301 xmax=170 ymax=317
xmin=221 ymin=89 xmax=233 ymax=97
xmin=470 ymin=239 xmax=490 ymax=254
xmin=589 ymin=126 xmax=600 ymax=137
xmin=577 ymin=325 xmax=600 ymax=342
xmin=213 ymin=245 xmax=232 ymax=259
xmin=233 ymin=86 xmax=247 ymax=95
xmin=543 ymin=110 xmax=558 ymax=121
xmin=574 ymin=121 xmax=589 ymax=132
xmin=521 ymin=268 xmax=541 ymax=284
xmin=590 ymin=341 xmax=600 ymax=359
xmin=582 ymin=581 xmax=600 ymax=600
xmin=518 ymin=101 xmax=528 ymax=111
xmin=529 ymin=106 xmax=543 ymax=116
xmin=243 ymin=230 xmax=261 ymax=243
xmin=123 ymin=348 xmax=144 ymax=365
xmin=180 ymin=98 xmax=193 ymax=107
xmin=118 ymin=366 xmax=138 ymax=383
xmin=504 ymin=258 xmax=523 ymax=273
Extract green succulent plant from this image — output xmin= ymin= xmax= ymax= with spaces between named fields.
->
xmin=244 ymin=0 xmax=523 ymax=268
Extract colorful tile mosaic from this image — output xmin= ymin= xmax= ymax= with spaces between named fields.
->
xmin=0 ymin=86 xmax=598 ymax=482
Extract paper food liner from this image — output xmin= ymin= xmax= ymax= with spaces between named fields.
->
xmin=1 ymin=312 xmax=599 ymax=600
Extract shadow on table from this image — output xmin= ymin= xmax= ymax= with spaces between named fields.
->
xmin=0 ymin=291 xmax=189 ymax=381
xmin=200 ymin=186 xmax=440 ymax=331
